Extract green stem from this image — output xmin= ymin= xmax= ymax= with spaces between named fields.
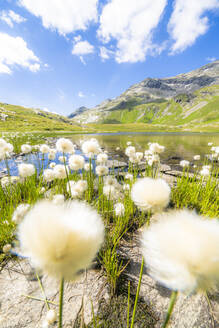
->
xmin=162 ymin=290 xmax=178 ymax=328
xmin=127 ymin=281 xmax=131 ymax=328
xmin=130 ymin=257 xmax=144 ymax=328
xmin=59 ymin=277 xmax=64 ymax=328
xmin=36 ymin=272 xmax=50 ymax=310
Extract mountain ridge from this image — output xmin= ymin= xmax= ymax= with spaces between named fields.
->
xmin=69 ymin=61 xmax=219 ymax=127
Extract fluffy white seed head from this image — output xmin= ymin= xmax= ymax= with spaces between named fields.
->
xmin=149 ymin=143 xmax=165 ymax=154
xmin=67 ymin=180 xmax=87 ymax=198
xmin=53 ymin=165 xmax=68 ymax=179
xmin=208 ymin=142 xmax=213 ymax=146
xmin=131 ymin=178 xmax=171 ymax=212
xmin=125 ymin=173 xmax=133 ymax=181
xmin=180 ymin=160 xmax=190 ymax=168
xmin=12 ymin=204 xmax=30 ymax=224
xmin=43 ymin=169 xmax=55 ymax=182
xmin=82 ymin=139 xmax=101 ymax=158
xmin=84 ymin=162 xmax=93 ymax=171
xmin=123 ymin=183 xmax=130 ymax=191
xmin=40 ymin=144 xmax=50 ymax=154
xmin=103 ymin=185 xmax=119 ymax=200
xmin=49 ymin=162 xmax=56 ymax=169
xmin=193 ymin=155 xmax=200 ymax=161
xmin=69 ymin=155 xmax=85 ymax=170
xmin=141 ymin=210 xmax=219 ymax=293
xmin=52 ymin=194 xmax=65 ymax=205
xmin=125 ymin=146 xmax=135 ymax=157
xmin=56 ymin=138 xmax=75 ymax=154
xmin=200 ymin=168 xmax=210 ymax=177
xmin=18 ymin=163 xmax=35 ymax=178
xmin=114 ymin=203 xmax=125 ymax=216
xmin=45 ymin=309 xmax=57 ymax=325
xmin=21 ymin=144 xmax=32 ymax=154
xmin=127 ymin=141 xmax=132 ymax=146
xmin=1 ymin=176 xmax=20 ymax=188
xmin=48 ymin=149 xmax=57 ymax=160
xmin=58 ymin=156 xmax=66 ymax=163
xmin=96 ymin=165 xmax=109 ymax=176
xmin=96 ymin=153 xmax=108 ymax=164
xmin=18 ymin=200 xmax=104 ymax=279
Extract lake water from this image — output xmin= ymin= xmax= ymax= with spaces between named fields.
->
xmin=0 ymin=132 xmax=218 ymax=176
xmin=69 ymin=132 xmax=219 ymax=161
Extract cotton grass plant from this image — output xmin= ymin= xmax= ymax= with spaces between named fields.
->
xmin=0 ymin=135 xmax=218 ymax=327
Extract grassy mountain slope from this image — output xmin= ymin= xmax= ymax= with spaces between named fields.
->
xmin=0 ymin=102 xmax=83 ymax=132
xmin=70 ymin=61 xmax=219 ymax=131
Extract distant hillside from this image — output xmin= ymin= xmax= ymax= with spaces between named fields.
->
xmin=70 ymin=61 xmax=219 ymax=130
xmin=68 ymin=106 xmax=89 ymax=119
xmin=0 ymin=103 xmax=82 ymax=132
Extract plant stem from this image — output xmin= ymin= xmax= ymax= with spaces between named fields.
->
xmin=35 ymin=272 xmax=50 ymax=310
xmin=59 ymin=277 xmax=65 ymax=328
xmin=130 ymin=257 xmax=144 ymax=328
xmin=162 ymin=290 xmax=178 ymax=328
xmin=127 ymin=281 xmax=131 ymax=328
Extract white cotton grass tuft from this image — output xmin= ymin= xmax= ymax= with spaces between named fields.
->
xmin=66 ymin=180 xmax=88 ymax=198
xmin=56 ymin=138 xmax=75 ymax=154
xmin=103 ymin=185 xmax=119 ymax=200
xmin=52 ymin=194 xmax=65 ymax=205
xmin=48 ymin=149 xmax=57 ymax=160
xmin=53 ymin=164 xmax=68 ymax=179
xmin=43 ymin=169 xmax=55 ymax=182
xmin=12 ymin=203 xmax=30 ymax=224
xmin=125 ymin=173 xmax=133 ymax=181
xmin=58 ymin=155 xmax=67 ymax=163
xmin=21 ymin=144 xmax=32 ymax=154
xmin=149 ymin=143 xmax=165 ymax=154
xmin=40 ymin=144 xmax=50 ymax=154
xmin=114 ymin=203 xmax=125 ymax=216
xmin=131 ymin=178 xmax=171 ymax=212
xmin=193 ymin=155 xmax=200 ymax=161
xmin=18 ymin=163 xmax=35 ymax=178
xmin=69 ymin=154 xmax=85 ymax=170
xmin=125 ymin=146 xmax=135 ymax=157
xmin=84 ymin=162 xmax=93 ymax=171
xmin=180 ymin=160 xmax=190 ymax=168
xmin=81 ymin=139 xmax=101 ymax=158
xmin=141 ymin=210 xmax=219 ymax=293
xmin=96 ymin=165 xmax=109 ymax=176
xmin=18 ymin=200 xmax=104 ymax=280
xmin=96 ymin=153 xmax=108 ymax=164
xmin=45 ymin=309 xmax=57 ymax=325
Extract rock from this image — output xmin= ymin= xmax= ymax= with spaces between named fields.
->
xmin=106 ymin=159 xmax=127 ymax=169
xmin=0 ymin=259 xmax=109 ymax=328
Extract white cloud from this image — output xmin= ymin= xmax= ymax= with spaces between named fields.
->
xmin=99 ymin=46 xmax=114 ymax=61
xmin=78 ymin=91 xmax=85 ymax=98
xmin=72 ymin=40 xmax=94 ymax=64
xmin=72 ymin=40 xmax=94 ymax=55
xmin=168 ymin=0 xmax=219 ymax=54
xmin=97 ymin=0 xmax=167 ymax=63
xmin=0 ymin=32 xmax=40 ymax=74
xmin=19 ymin=0 xmax=98 ymax=35
xmin=0 ymin=10 xmax=26 ymax=28
xmin=206 ymin=56 xmax=217 ymax=62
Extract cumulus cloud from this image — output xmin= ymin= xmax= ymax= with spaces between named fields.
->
xmin=78 ymin=91 xmax=85 ymax=98
xmin=19 ymin=0 xmax=98 ymax=35
xmin=0 ymin=10 xmax=26 ymax=27
xmin=97 ymin=0 xmax=167 ymax=63
xmin=0 ymin=32 xmax=40 ymax=74
xmin=168 ymin=0 xmax=219 ymax=54
xmin=99 ymin=46 xmax=114 ymax=61
xmin=72 ymin=39 xmax=94 ymax=64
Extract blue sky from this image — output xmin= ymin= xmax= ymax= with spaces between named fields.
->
xmin=0 ymin=0 xmax=218 ymax=116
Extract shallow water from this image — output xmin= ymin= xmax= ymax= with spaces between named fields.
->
xmin=0 ymin=132 xmax=218 ymax=176
xmin=69 ymin=132 xmax=219 ymax=161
